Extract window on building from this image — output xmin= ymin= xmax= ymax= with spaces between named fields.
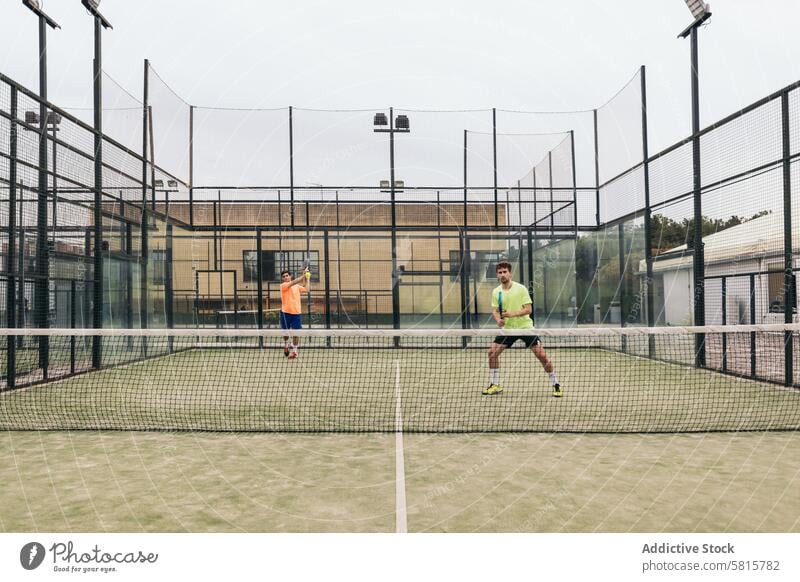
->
xmin=243 ymin=250 xmax=320 ymax=282
xmin=767 ymin=262 xmax=796 ymax=313
xmin=449 ymin=250 xmax=462 ymax=281
xmin=152 ymin=250 xmax=168 ymax=286
xmin=449 ymin=250 xmax=503 ymax=282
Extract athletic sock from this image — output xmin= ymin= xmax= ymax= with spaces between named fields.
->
xmin=549 ymin=372 xmax=558 ymax=386
xmin=489 ymin=369 xmax=500 ymax=385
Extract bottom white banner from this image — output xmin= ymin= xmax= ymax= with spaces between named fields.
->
xmin=1 ymin=533 xmax=797 ymax=581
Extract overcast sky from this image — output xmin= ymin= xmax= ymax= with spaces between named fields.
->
xmin=1 ymin=0 xmax=798 ymax=190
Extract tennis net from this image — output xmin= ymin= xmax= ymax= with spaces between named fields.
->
xmin=1 ymin=325 xmax=799 ymax=433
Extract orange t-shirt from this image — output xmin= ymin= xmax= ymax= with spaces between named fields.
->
xmin=280 ymin=282 xmax=306 ymax=315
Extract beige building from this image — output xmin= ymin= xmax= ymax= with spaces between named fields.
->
xmin=150 ymin=201 xmax=510 ymax=323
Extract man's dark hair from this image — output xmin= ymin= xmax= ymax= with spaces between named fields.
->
xmin=280 ymin=270 xmax=291 ymax=278
xmin=495 ymin=261 xmax=513 ymax=272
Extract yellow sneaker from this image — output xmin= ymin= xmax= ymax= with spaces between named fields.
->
xmin=482 ymin=384 xmax=504 ymax=396
xmin=552 ymin=383 xmax=563 ymax=398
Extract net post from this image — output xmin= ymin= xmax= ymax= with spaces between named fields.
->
xmin=256 ymin=228 xmax=264 ymax=348
xmin=781 ymin=90 xmax=794 ymax=386
xmin=750 ymin=273 xmax=756 ymax=377
xmin=721 ymin=276 xmax=727 ymax=372
xmin=640 ymin=65 xmax=656 ymax=357
xmin=6 ymin=84 xmax=18 ymax=391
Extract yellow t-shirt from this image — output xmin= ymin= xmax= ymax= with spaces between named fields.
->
xmin=491 ymin=282 xmax=533 ymax=329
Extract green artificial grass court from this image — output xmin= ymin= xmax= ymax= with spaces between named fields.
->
xmin=1 ymin=431 xmax=798 ymax=532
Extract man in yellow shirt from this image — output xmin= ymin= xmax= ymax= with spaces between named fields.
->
xmin=279 ymin=268 xmax=311 ymax=360
xmin=484 ymin=261 xmax=562 ymax=397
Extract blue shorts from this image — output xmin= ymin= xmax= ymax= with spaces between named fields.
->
xmin=280 ymin=312 xmax=303 ymax=330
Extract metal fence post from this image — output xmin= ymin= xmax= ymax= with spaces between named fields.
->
xmin=640 ymin=66 xmax=656 ymax=357
xmin=6 ymin=85 xmax=18 ymax=390
xmin=781 ymin=90 xmax=794 ymax=386
xmin=721 ymin=276 xmax=727 ymax=372
xmin=750 ymin=273 xmax=756 ymax=377
xmin=492 ymin=108 xmax=498 ymax=227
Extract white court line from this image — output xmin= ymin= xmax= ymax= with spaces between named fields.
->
xmin=394 ymin=359 xmax=408 ymax=533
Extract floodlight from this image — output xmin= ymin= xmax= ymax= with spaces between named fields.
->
xmin=154 ymin=180 xmax=164 ymax=188
xmin=167 ymin=180 xmax=179 ymax=188
xmin=379 ymin=180 xmax=390 ymax=189
xmin=373 ymin=113 xmax=388 ymax=127
xmin=81 ymin=0 xmax=112 ymax=29
xmin=25 ymin=111 xmax=39 ymax=125
xmin=684 ymin=0 xmax=709 ymax=20
xmin=395 ymin=115 xmax=410 ymax=130
xmin=22 ymin=0 xmax=60 ymax=29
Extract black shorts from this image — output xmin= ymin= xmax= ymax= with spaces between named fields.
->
xmin=493 ymin=334 xmax=541 ymax=348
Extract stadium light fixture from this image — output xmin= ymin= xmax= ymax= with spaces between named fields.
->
xmin=22 ymin=0 xmax=60 ymax=29
xmin=24 ymin=111 xmax=62 ymax=127
xmin=678 ymin=0 xmax=711 ymax=38
xmin=684 ymin=0 xmax=709 ymax=21
xmin=81 ymin=0 xmax=112 ymax=29
xmin=373 ymin=113 xmax=388 ymax=127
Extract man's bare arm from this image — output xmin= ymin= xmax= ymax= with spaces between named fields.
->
xmin=493 ymin=307 xmax=505 ymax=327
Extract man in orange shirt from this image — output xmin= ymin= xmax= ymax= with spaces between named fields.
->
xmin=279 ymin=268 xmax=311 ymax=360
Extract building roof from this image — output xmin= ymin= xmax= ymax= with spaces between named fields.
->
xmin=641 ymin=205 xmax=800 ymax=274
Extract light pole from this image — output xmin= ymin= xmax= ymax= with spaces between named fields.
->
xmin=373 ymin=110 xmax=410 ymax=337
xmin=81 ymin=0 xmax=112 ymax=367
xmin=678 ymin=0 xmax=711 ymax=366
xmin=24 ymin=110 xmax=62 ymax=246
xmin=22 ymin=0 xmax=59 ymax=376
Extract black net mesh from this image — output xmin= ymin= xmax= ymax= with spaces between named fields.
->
xmin=1 ymin=326 xmax=798 ymax=433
